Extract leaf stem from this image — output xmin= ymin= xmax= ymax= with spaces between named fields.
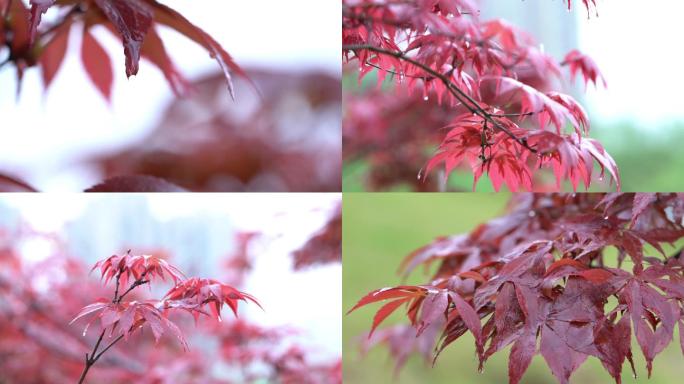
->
xmin=76 ymin=269 xmax=149 ymax=383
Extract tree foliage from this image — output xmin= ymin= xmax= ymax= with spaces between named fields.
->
xmin=343 ymin=0 xmax=618 ymax=191
xmin=350 ymin=193 xmax=684 ymax=383
xmin=1 ymin=0 xmax=243 ymax=99
xmin=0 ymin=227 xmax=341 ymax=383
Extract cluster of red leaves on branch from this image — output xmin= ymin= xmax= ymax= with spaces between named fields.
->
xmin=1 ymin=0 xmax=242 ymax=99
xmin=343 ymin=0 xmax=618 ymax=191
xmin=71 ymin=250 xmax=259 ymax=382
xmin=0 ymin=230 xmax=340 ymax=383
xmin=350 ymin=193 xmax=684 ymax=384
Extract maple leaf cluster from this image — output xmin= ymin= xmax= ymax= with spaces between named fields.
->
xmin=343 ymin=0 xmax=619 ymax=191
xmin=350 ymin=193 xmax=684 ymax=384
xmin=1 ymin=0 xmax=242 ymax=99
xmin=0 ymin=229 xmax=340 ymax=383
xmin=69 ymin=250 xmax=259 ymax=382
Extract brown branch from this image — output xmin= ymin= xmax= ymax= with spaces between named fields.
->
xmin=77 ymin=268 xmax=149 ymax=384
xmin=343 ymin=44 xmax=538 ymax=154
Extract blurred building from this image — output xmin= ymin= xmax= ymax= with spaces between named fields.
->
xmin=0 ymin=201 xmax=19 ymax=230
xmin=482 ymin=0 xmax=579 ymax=58
xmin=63 ymin=197 xmax=235 ymax=277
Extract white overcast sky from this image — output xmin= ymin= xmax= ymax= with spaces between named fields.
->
xmin=576 ymin=0 xmax=684 ymax=126
xmin=0 ymin=193 xmax=342 ymax=359
xmin=0 ymin=0 xmax=341 ymax=190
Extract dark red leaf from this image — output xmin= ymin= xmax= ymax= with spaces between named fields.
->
xmin=93 ymin=0 xmax=153 ymax=77
xmin=540 ymin=324 xmax=587 ymax=384
xmin=631 ymin=193 xmax=657 ymax=228
xmin=417 ymin=291 xmax=448 ymax=335
xmin=28 ymin=0 xmax=56 ymax=45
xmin=449 ymin=291 xmax=483 ymax=361
xmin=508 ymin=331 xmax=536 ymax=384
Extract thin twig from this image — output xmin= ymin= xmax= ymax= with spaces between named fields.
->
xmin=93 ymin=334 xmax=125 ymax=362
xmin=344 ymin=44 xmax=538 ymax=153
xmin=77 ymin=269 xmax=148 ymax=384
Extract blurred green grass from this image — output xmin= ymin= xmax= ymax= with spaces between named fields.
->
xmin=343 ymin=193 xmax=684 ymax=384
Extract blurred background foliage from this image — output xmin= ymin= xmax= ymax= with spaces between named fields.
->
xmin=342 ymin=193 xmax=684 ymax=383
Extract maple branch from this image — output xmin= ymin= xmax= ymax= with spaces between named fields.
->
xmin=77 ymin=269 xmax=149 ymax=384
xmin=117 ymin=278 xmax=149 ymax=302
xmin=343 ymin=44 xmax=538 ymax=154
xmin=93 ymin=334 xmax=125 ymax=362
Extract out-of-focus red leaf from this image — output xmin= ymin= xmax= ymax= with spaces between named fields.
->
xmin=39 ymin=21 xmax=71 ymax=90
xmin=679 ymin=320 xmax=684 ymax=357
xmin=292 ymin=203 xmax=342 ymax=270
xmin=81 ymin=28 xmax=114 ymax=101
xmin=8 ymin=0 xmax=30 ymax=52
xmin=85 ymin=175 xmax=186 ymax=192
xmin=0 ymin=172 xmax=38 ymax=192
